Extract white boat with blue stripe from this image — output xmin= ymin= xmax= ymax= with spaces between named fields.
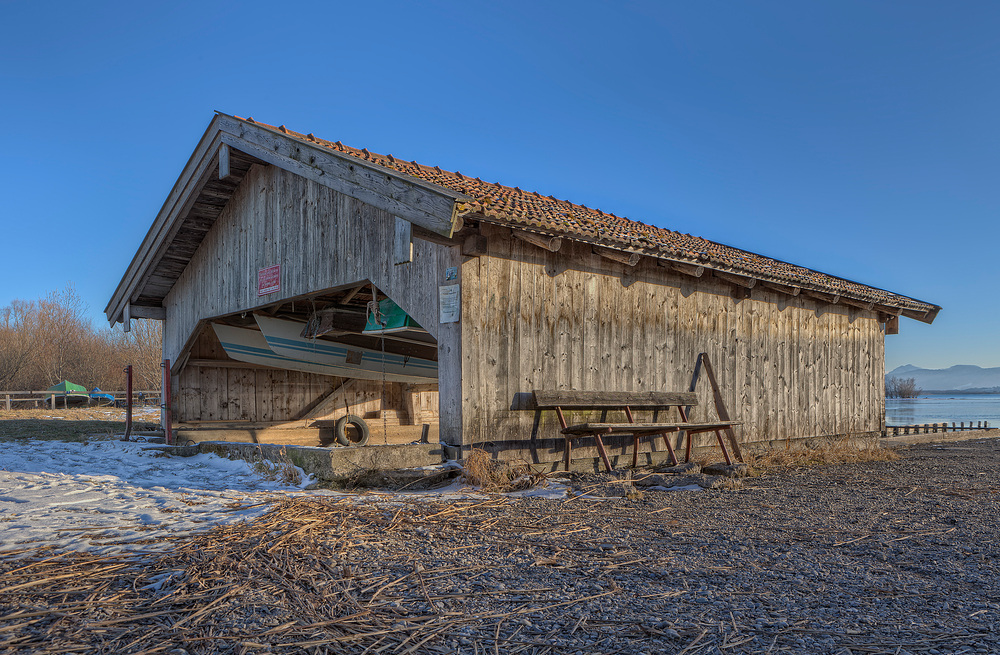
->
xmin=211 ymin=316 xmax=438 ymax=384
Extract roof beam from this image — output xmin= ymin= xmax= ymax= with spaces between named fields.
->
xmin=839 ymin=297 xmax=876 ymax=311
xmin=218 ymin=143 xmax=231 ymax=179
xmin=805 ymin=290 xmax=841 ymax=304
xmin=513 ymin=230 xmax=562 ymax=252
xmin=593 ymin=245 xmax=640 ymax=267
xmin=658 ymin=260 xmax=705 ymax=277
xmin=127 ymin=304 xmax=166 ymax=320
xmin=901 ymin=308 xmax=931 ymax=322
xmin=713 ymin=270 xmax=757 ymax=289
xmin=760 ymin=281 xmax=800 ymax=297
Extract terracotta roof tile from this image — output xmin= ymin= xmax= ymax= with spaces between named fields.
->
xmin=233 ymin=116 xmax=937 ymax=315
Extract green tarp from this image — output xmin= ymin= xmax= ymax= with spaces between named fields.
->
xmin=363 ymin=298 xmax=422 ymax=334
xmin=44 ymin=380 xmax=89 ymax=397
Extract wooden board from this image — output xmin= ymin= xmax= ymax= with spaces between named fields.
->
xmin=533 ymin=390 xmax=698 ymax=409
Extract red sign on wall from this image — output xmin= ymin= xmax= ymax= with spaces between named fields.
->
xmin=258 ymin=265 xmax=280 ymax=296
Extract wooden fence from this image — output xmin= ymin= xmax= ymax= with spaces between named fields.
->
xmin=884 ymin=421 xmax=993 ymax=437
xmin=1 ymin=390 xmax=161 ymax=411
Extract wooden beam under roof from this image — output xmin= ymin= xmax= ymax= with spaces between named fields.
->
xmin=760 ymin=281 xmax=800 ymax=297
xmin=218 ymin=143 xmax=231 ymax=179
xmin=127 ymin=304 xmax=166 ymax=320
xmin=593 ymin=245 xmax=640 ymax=267
xmin=513 ymin=230 xmax=562 ymax=252
xmin=839 ymin=297 xmax=876 ymax=311
xmin=901 ymin=308 xmax=930 ymax=322
xmin=713 ymin=270 xmax=757 ymax=288
xmin=805 ymin=289 xmax=841 ymax=304
xmin=658 ymin=260 xmax=705 ymax=277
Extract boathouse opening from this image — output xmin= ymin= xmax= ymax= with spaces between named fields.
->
xmin=170 ymin=282 xmax=440 ymax=447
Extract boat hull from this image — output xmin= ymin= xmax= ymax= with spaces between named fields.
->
xmin=212 ymin=320 xmax=437 ymax=384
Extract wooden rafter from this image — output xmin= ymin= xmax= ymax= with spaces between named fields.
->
xmin=513 ymin=230 xmax=562 ymax=252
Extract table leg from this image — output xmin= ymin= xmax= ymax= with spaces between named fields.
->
xmin=661 ymin=433 xmax=678 ymax=466
xmin=715 ymin=429 xmax=733 ymax=465
xmin=593 ymin=433 xmax=614 ymax=472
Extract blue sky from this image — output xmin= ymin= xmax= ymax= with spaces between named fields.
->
xmin=1 ymin=0 xmax=997 ymax=371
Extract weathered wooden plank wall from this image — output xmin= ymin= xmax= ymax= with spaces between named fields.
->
xmin=460 ymin=224 xmax=885 ymax=461
xmin=163 ymin=164 xmax=886 ymax=459
xmin=164 ymin=165 xmax=461 ymax=440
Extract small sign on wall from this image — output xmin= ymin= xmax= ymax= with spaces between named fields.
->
xmin=258 ymin=265 xmax=280 ymax=296
xmin=439 ymin=284 xmax=460 ymax=323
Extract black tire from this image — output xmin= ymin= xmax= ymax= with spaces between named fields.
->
xmin=335 ymin=414 xmax=370 ymax=447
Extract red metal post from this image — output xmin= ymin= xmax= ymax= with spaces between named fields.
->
xmin=161 ymin=359 xmax=173 ymax=445
xmin=124 ymin=365 xmax=133 ymax=441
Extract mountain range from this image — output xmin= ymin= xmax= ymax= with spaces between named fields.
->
xmin=886 ymin=364 xmax=1000 ymax=393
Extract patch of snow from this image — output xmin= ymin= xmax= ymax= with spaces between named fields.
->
xmin=0 ymin=439 xmax=310 ymax=555
xmin=506 ymin=483 xmax=573 ymax=499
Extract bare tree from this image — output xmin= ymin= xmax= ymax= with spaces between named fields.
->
xmin=0 ymin=286 xmax=162 ymax=391
xmin=886 ymin=376 xmax=921 ymax=399
xmin=110 ymin=320 xmax=163 ymax=389
xmin=0 ymin=300 xmax=39 ymax=389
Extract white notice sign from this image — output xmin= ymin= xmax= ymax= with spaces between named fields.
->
xmin=439 ymin=284 xmax=460 ymax=323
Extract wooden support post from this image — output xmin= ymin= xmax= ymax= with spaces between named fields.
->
xmin=219 ymin=143 xmax=231 ymax=179
xmin=4 ymin=394 xmax=8 ymax=411
xmin=50 ymin=394 xmax=56 ymax=410
xmin=698 ymin=353 xmax=744 ymax=462
xmin=714 ymin=430 xmax=733 ymax=466
xmin=662 ymin=434 xmax=679 ymax=466
xmin=393 ymin=217 xmax=413 ymax=265
xmin=161 ymin=359 xmax=173 ymax=445
xmin=593 ymin=431 xmax=614 ymax=473
xmin=556 ymin=407 xmax=571 ymax=471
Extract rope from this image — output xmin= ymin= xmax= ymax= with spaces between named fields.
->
xmin=366 ymin=284 xmax=389 ymax=445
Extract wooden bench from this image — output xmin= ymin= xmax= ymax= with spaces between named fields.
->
xmin=533 ymin=390 xmax=741 ymax=472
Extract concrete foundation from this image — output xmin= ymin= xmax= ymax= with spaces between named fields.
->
xmin=194 ymin=441 xmax=452 ymax=483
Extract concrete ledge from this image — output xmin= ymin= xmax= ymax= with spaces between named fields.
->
xmin=881 ymin=429 xmax=1000 ymax=447
xmin=195 ymin=441 xmax=447 ymax=482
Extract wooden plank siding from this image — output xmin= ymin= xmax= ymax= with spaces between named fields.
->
xmin=161 ymin=162 xmax=885 ymax=461
xmin=163 ymin=164 xmax=458 ymax=440
xmin=459 ymin=223 xmax=885 ymax=462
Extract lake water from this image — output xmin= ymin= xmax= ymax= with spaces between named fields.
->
xmin=885 ymin=394 xmax=1000 ymax=426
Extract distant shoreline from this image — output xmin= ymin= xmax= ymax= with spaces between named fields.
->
xmin=897 ymin=390 xmax=1000 ymax=396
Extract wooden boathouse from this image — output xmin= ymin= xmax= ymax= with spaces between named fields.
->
xmin=105 ymin=112 xmax=939 ymax=467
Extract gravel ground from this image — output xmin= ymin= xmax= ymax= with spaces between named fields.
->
xmin=2 ymin=439 xmax=999 ymax=654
